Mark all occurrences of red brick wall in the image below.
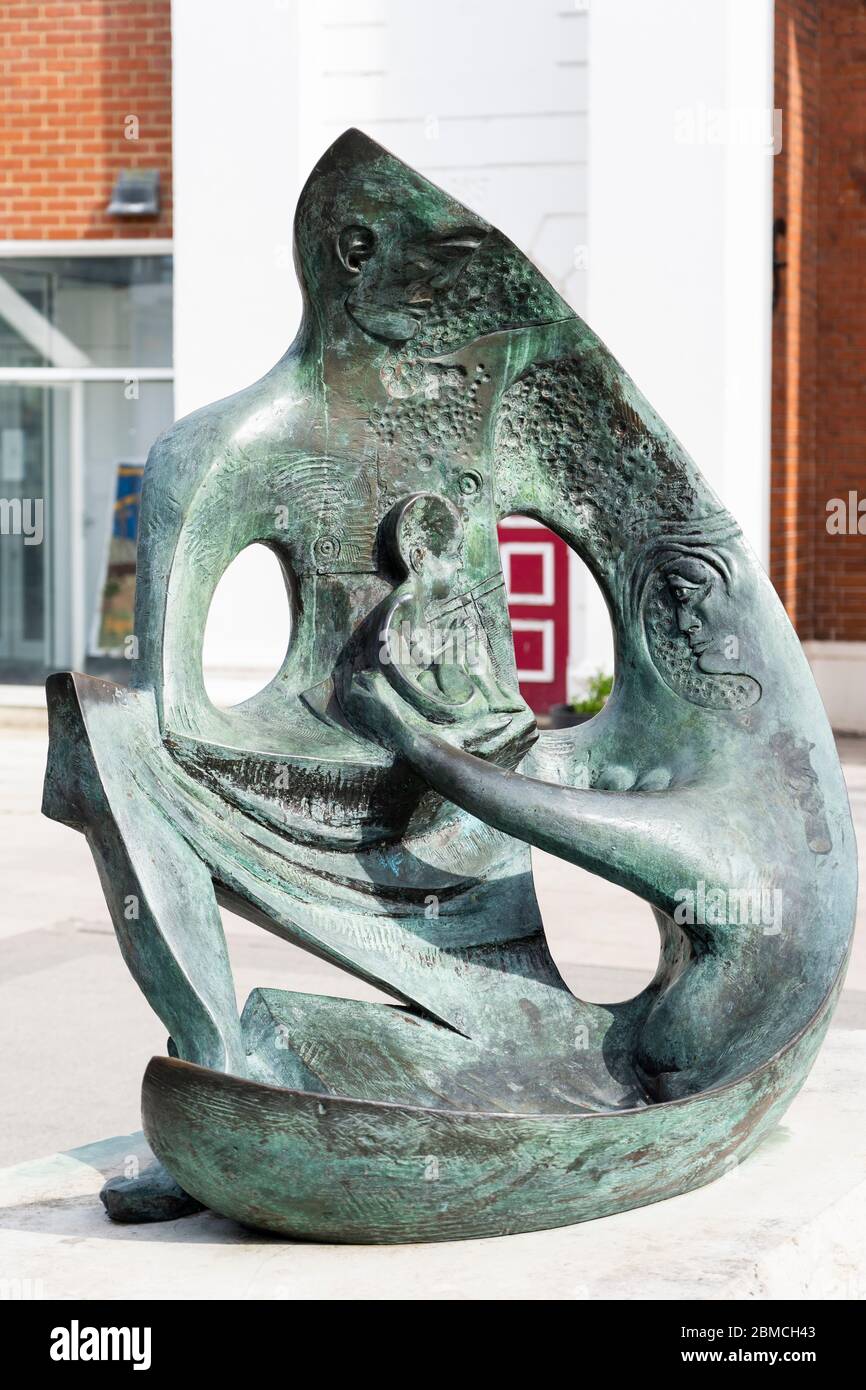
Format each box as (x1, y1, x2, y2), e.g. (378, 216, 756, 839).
(0, 0, 172, 240)
(771, 0, 866, 641)
(812, 0, 866, 640)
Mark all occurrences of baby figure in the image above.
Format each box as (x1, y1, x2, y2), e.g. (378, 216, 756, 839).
(378, 493, 524, 724)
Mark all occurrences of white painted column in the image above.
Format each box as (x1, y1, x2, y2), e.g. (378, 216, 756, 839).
(721, 0, 775, 561)
(171, 0, 302, 419)
(588, 0, 773, 561)
(171, 0, 301, 691)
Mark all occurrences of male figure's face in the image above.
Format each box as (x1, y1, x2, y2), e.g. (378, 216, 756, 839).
(341, 218, 485, 345)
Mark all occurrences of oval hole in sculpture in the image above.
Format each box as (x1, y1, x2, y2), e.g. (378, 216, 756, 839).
(533, 852, 661, 1005)
(497, 514, 615, 716)
(497, 517, 658, 1003)
(202, 544, 292, 708)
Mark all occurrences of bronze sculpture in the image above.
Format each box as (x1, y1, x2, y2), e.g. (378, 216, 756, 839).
(42, 131, 856, 1242)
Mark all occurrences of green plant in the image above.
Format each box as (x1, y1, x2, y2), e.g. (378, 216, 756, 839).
(570, 670, 613, 715)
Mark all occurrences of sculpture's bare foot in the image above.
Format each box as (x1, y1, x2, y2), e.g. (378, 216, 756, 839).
(100, 1159, 203, 1224)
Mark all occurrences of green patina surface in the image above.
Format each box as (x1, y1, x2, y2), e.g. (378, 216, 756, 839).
(42, 131, 856, 1242)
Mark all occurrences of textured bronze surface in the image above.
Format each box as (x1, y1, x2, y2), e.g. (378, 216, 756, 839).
(43, 131, 856, 1241)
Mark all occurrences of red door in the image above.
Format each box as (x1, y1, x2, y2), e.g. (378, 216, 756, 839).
(498, 519, 570, 714)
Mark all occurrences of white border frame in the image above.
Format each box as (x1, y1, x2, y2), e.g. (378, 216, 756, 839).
(510, 618, 555, 683)
(500, 540, 555, 605)
(0, 240, 173, 257)
(0, 368, 173, 382)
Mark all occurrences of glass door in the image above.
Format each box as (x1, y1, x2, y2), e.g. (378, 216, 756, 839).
(0, 383, 69, 673)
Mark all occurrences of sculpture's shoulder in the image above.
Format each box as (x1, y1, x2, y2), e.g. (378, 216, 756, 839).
(143, 370, 294, 509)
(132, 362, 311, 696)
(137, 363, 313, 571)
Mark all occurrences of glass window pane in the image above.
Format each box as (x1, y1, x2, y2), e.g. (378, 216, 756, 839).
(0, 384, 62, 670)
(0, 256, 172, 369)
(0, 379, 174, 679)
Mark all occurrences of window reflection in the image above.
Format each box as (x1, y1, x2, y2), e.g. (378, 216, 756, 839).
(0, 256, 172, 369)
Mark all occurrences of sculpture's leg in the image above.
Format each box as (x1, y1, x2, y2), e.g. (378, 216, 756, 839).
(80, 835, 238, 1220)
(44, 675, 247, 1078)
(44, 673, 247, 1222)
(84, 810, 247, 1077)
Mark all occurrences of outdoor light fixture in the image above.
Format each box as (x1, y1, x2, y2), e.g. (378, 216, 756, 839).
(107, 169, 160, 217)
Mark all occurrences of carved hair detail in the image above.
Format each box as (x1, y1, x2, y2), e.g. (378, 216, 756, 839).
(628, 510, 741, 614)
